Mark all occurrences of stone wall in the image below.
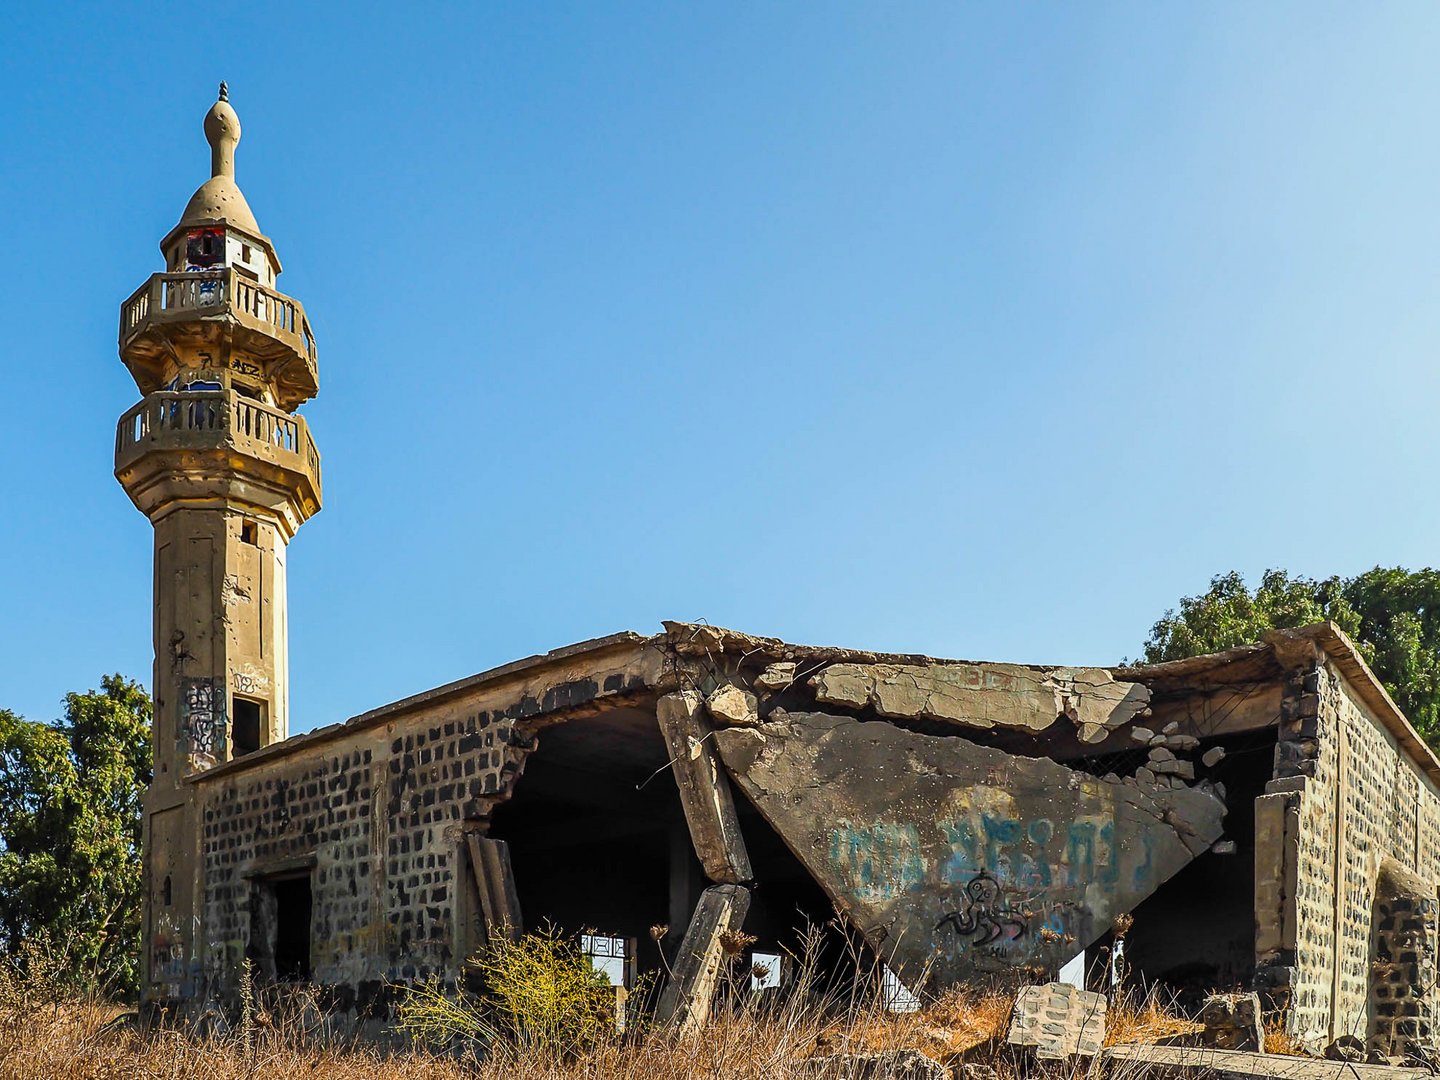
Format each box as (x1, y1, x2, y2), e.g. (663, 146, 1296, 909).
(196, 705, 533, 1005)
(173, 637, 658, 1016)
(200, 741, 382, 999)
(1267, 657, 1440, 1049)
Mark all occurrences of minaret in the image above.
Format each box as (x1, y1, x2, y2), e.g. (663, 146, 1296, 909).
(116, 84, 321, 797)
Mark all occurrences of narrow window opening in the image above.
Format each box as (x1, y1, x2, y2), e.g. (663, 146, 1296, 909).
(240, 520, 259, 545)
(232, 696, 263, 756)
(162, 875, 173, 907)
(241, 242, 252, 263)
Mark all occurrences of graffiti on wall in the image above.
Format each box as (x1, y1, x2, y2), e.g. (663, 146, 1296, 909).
(827, 803, 1156, 965)
(180, 678, 226, 764)
(935, 871, 1029, 946)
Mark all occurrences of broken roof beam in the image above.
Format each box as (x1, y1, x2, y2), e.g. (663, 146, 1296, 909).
(657, 690, 752, 884)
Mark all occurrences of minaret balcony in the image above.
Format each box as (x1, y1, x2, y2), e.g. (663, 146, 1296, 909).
(115, 390, 322, 536)
(119, 270, 319, 410)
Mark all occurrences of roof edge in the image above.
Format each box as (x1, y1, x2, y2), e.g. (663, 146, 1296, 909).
(1267, 621, 1440, 787)
(189, 629, 655, 782)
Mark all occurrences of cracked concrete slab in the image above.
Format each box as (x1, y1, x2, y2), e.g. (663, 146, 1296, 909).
(713, 711, 1224, 988)
(810, 662, 1150, 741)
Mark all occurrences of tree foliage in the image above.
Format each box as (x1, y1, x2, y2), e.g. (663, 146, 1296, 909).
(1142, 568, 1440, 744)
(0, 675, 151, 1000)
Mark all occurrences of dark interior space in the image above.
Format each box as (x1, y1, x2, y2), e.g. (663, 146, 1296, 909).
(250, 872, 313, 982)
(232, 697, 262, 757)
(490, 704, 918, 1002)
(488, 706, 694, 980)
(731, 784, 880, 1001)
(273, 875, 313, 981)
(1087, 727, 1276, 1009)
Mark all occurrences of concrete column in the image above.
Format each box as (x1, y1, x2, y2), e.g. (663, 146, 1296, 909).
(655, 883, 751, 1032)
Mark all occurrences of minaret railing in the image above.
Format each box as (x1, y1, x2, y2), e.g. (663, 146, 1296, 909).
(116, 390, 321, 492)
(119, 269, 317, 363)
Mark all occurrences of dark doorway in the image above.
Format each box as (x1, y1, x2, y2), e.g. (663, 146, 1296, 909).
(232, 697, 262, 757)
(273, 876, 313, 981)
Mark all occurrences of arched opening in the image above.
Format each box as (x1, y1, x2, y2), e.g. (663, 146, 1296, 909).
(1368, 859, 1438, 1057)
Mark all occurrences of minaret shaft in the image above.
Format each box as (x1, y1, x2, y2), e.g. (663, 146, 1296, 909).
(149, 508, 289, 794)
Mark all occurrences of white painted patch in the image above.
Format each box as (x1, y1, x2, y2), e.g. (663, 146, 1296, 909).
(1058, 949, 1086, 989)
(881, 965, 921, 1012)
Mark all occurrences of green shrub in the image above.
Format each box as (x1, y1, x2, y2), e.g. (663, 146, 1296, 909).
(395, 926, 615, 1059)
(471, 926, 614, 1054)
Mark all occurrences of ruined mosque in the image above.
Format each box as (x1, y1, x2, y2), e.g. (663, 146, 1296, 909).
(118, 88, 1440, 1055)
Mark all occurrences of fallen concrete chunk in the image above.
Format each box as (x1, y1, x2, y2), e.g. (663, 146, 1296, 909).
(755, 661, 798, 691)
(1200, 991, 1264, 1052)
(654, 883, 751, 1032)
(1202, 746, 1227, 767)
(1153, 759, 1196, 780)
(797, 1050, 949, 1079)
(1326, 1035, 1366, 1062)
(657, 691, 752, 883)
(706, 683, 760, 726)
(1007, 982, 1107, 1060)
(713, 712, 1225, 987)
(810, 661, 1150, 735)
(1130, 725, 1155, 743)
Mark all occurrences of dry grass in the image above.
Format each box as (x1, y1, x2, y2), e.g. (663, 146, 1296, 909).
(0, 984, 1217, 1080)
(1263, 1019, 1306, 1056)
(814, 985, 1016, 1060)
(1103, 987, 1204, 1047)
(0, 943, 1281, 1080)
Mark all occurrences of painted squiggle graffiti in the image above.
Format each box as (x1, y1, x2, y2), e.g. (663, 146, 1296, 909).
(935, 870, 1029, 946)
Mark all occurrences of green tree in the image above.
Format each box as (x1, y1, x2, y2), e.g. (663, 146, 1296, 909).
(1142, 568, 1440, 745)
(0, 675, 151, 999)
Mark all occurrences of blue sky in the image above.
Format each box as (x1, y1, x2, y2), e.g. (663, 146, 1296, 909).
(3, 3, 1439, 730)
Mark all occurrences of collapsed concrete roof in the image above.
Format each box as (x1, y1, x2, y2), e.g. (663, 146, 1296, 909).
(194, 618, 1427, 786)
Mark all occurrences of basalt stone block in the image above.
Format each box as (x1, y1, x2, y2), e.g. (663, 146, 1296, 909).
(1199, 991, 1264, 1052)
(1006, 982, 1107, 1060)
